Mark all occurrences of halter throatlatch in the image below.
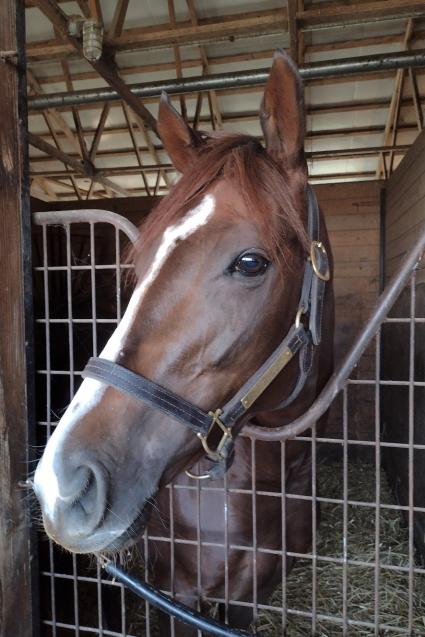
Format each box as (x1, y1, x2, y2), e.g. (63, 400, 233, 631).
(82, 186, 330, 480)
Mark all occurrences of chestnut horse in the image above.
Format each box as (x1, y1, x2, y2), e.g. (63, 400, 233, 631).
(34, 51, 334, 634)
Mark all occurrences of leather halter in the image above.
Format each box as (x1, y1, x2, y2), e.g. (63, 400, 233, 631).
(82, 186, 329, 480)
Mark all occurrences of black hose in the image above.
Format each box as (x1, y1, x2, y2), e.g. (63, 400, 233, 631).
(102, 559, 258, 636)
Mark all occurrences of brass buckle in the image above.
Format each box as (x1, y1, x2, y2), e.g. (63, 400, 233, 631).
(197, 409, 233, 462)
(185, 409, 233, 480)
(310, 241, 330, 282)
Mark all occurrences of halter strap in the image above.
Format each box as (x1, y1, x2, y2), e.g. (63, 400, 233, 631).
(82, 185, 329, 480)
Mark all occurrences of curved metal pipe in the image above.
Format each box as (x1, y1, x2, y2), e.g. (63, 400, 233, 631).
(242, 224, 425, 442)
(101, 558, 257, 636)
(28, 49, 425, 111)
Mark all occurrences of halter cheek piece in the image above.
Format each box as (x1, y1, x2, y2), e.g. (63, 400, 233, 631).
(82, 186, 329, 480)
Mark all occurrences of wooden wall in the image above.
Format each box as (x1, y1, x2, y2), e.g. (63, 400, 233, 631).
(385, 127, 425, 281)
(0, 1, 35, 635)
(314, 181, 382, 445)
(315, 181, 382, 365)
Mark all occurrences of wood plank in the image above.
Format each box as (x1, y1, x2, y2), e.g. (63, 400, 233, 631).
(332, 244, 379, 262)
(28, 9, 286, 60)
(298, 0, 425, 29)
(0, 0, 34, 634)
(386, 151, 425, 221)
(315, 180, 384, 201)
(386, 205, 425, 250)
(32, 0, 159, 136)
(387, 126, 425, 189)
(28, 131, 131, 197)
(328, 229, 379, 247)
(325, 212, 380, 231)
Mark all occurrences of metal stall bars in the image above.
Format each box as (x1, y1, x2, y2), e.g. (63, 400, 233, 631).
(32, 207, 425, 636)
(32, 209, 139, 637)
(114, 223, 425, 636)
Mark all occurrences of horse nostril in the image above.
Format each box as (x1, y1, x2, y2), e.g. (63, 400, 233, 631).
(35, 456, 109, 544)
(69, 461, 108, 532)
(77, 467, 102, 516)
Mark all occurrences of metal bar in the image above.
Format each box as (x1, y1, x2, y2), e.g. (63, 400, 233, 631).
(310, 425, 317, 634)
(342, 388, 348, 636)
(280, 442, 287, 633)
(407, 271, 416, 633)
(28, 50, 425, 111)
(33, 210, 139, 244)
(373, 331, 381, 635)
(251, 440, 258, 625)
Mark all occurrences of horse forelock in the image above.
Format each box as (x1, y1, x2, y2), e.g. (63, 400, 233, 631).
(128, 133, 309, 277)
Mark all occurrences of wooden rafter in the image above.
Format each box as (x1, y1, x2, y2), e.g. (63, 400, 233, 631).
(89, 103, 111, 162)
(377, 18, 415, 177)
(122, 102, 152, 196)
(31, 143, 411, 180)
(28, 131, 131, 197)
(185, 0, 223, 130)
(168, 0, 187, 121)
(287, 0, 299, 64)
(31, 119, 417, 167)
(408, 67, 424, 131)
(27, 9, 287, 60)
(297, 0, 425, 30)
(108, 0, 130, 39)
(32, 0, 159, 136)
(28, 68, 86, 198)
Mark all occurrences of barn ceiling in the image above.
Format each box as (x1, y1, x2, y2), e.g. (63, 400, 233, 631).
(26, 0, 425, 201)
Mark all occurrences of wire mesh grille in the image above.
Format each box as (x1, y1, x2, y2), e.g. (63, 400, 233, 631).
(32, 211, 425, 636)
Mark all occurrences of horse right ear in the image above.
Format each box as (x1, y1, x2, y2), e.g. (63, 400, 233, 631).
(158, 92, 203, 174)
(260, 50, 306, 172)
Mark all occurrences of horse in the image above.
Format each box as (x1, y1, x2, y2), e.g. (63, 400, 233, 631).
(34, 50, 334, 635)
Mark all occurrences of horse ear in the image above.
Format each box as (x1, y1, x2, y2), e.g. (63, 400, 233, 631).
(260, 50, 306, 171)
(158, 92, 202, 173)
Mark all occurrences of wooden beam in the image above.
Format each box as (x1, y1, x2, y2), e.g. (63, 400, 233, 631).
(108, 0, 130, 39)
(297, 0, 425, 30)
(0, 1, 34, 635)
(377, 18, 414, 177)
(27, 9, 287, 60)
(288, 0, 299, 63)
(29, 121, 421, 165)
(30, 143, 411, 180)
(122, 102, 152, 195)
(41, 107, 84, 199)
(27, 68, 82, 156)
(31, 175, 58, 199)
(89, 102, 111, 161)
(185, 0, 223, 129)
(32, 0, 159, 136)
(28, 131, 131, 197)
(297, 0, 305, 64)
(168, 0, 187, 121)
(408, 67, 424, 130)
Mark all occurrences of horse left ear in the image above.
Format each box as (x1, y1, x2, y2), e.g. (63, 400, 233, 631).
(158, 92, 203, 173)
(260, 50, 306, 172)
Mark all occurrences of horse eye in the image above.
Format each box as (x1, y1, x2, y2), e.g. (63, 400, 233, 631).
(232, 252, 270, 277)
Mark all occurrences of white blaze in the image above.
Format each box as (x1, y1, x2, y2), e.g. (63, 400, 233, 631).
(34, 194, 216, 518)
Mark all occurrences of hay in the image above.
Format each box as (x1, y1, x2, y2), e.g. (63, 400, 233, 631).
(256, 462, 425, 636)
(127, 462, 425, 636)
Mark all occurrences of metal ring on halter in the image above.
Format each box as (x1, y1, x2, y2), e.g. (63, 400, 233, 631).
(295, 306, 306, 329)
(184, 468, 212, 480)
(310, 240, 330, 281)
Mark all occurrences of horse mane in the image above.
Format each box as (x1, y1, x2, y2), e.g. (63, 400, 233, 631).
(130, 133, 309, 271)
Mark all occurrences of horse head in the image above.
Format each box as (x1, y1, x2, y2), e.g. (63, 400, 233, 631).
(34, 51, 324, 554)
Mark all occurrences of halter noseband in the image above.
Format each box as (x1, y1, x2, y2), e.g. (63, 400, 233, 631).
(82, 186, 330, 480)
